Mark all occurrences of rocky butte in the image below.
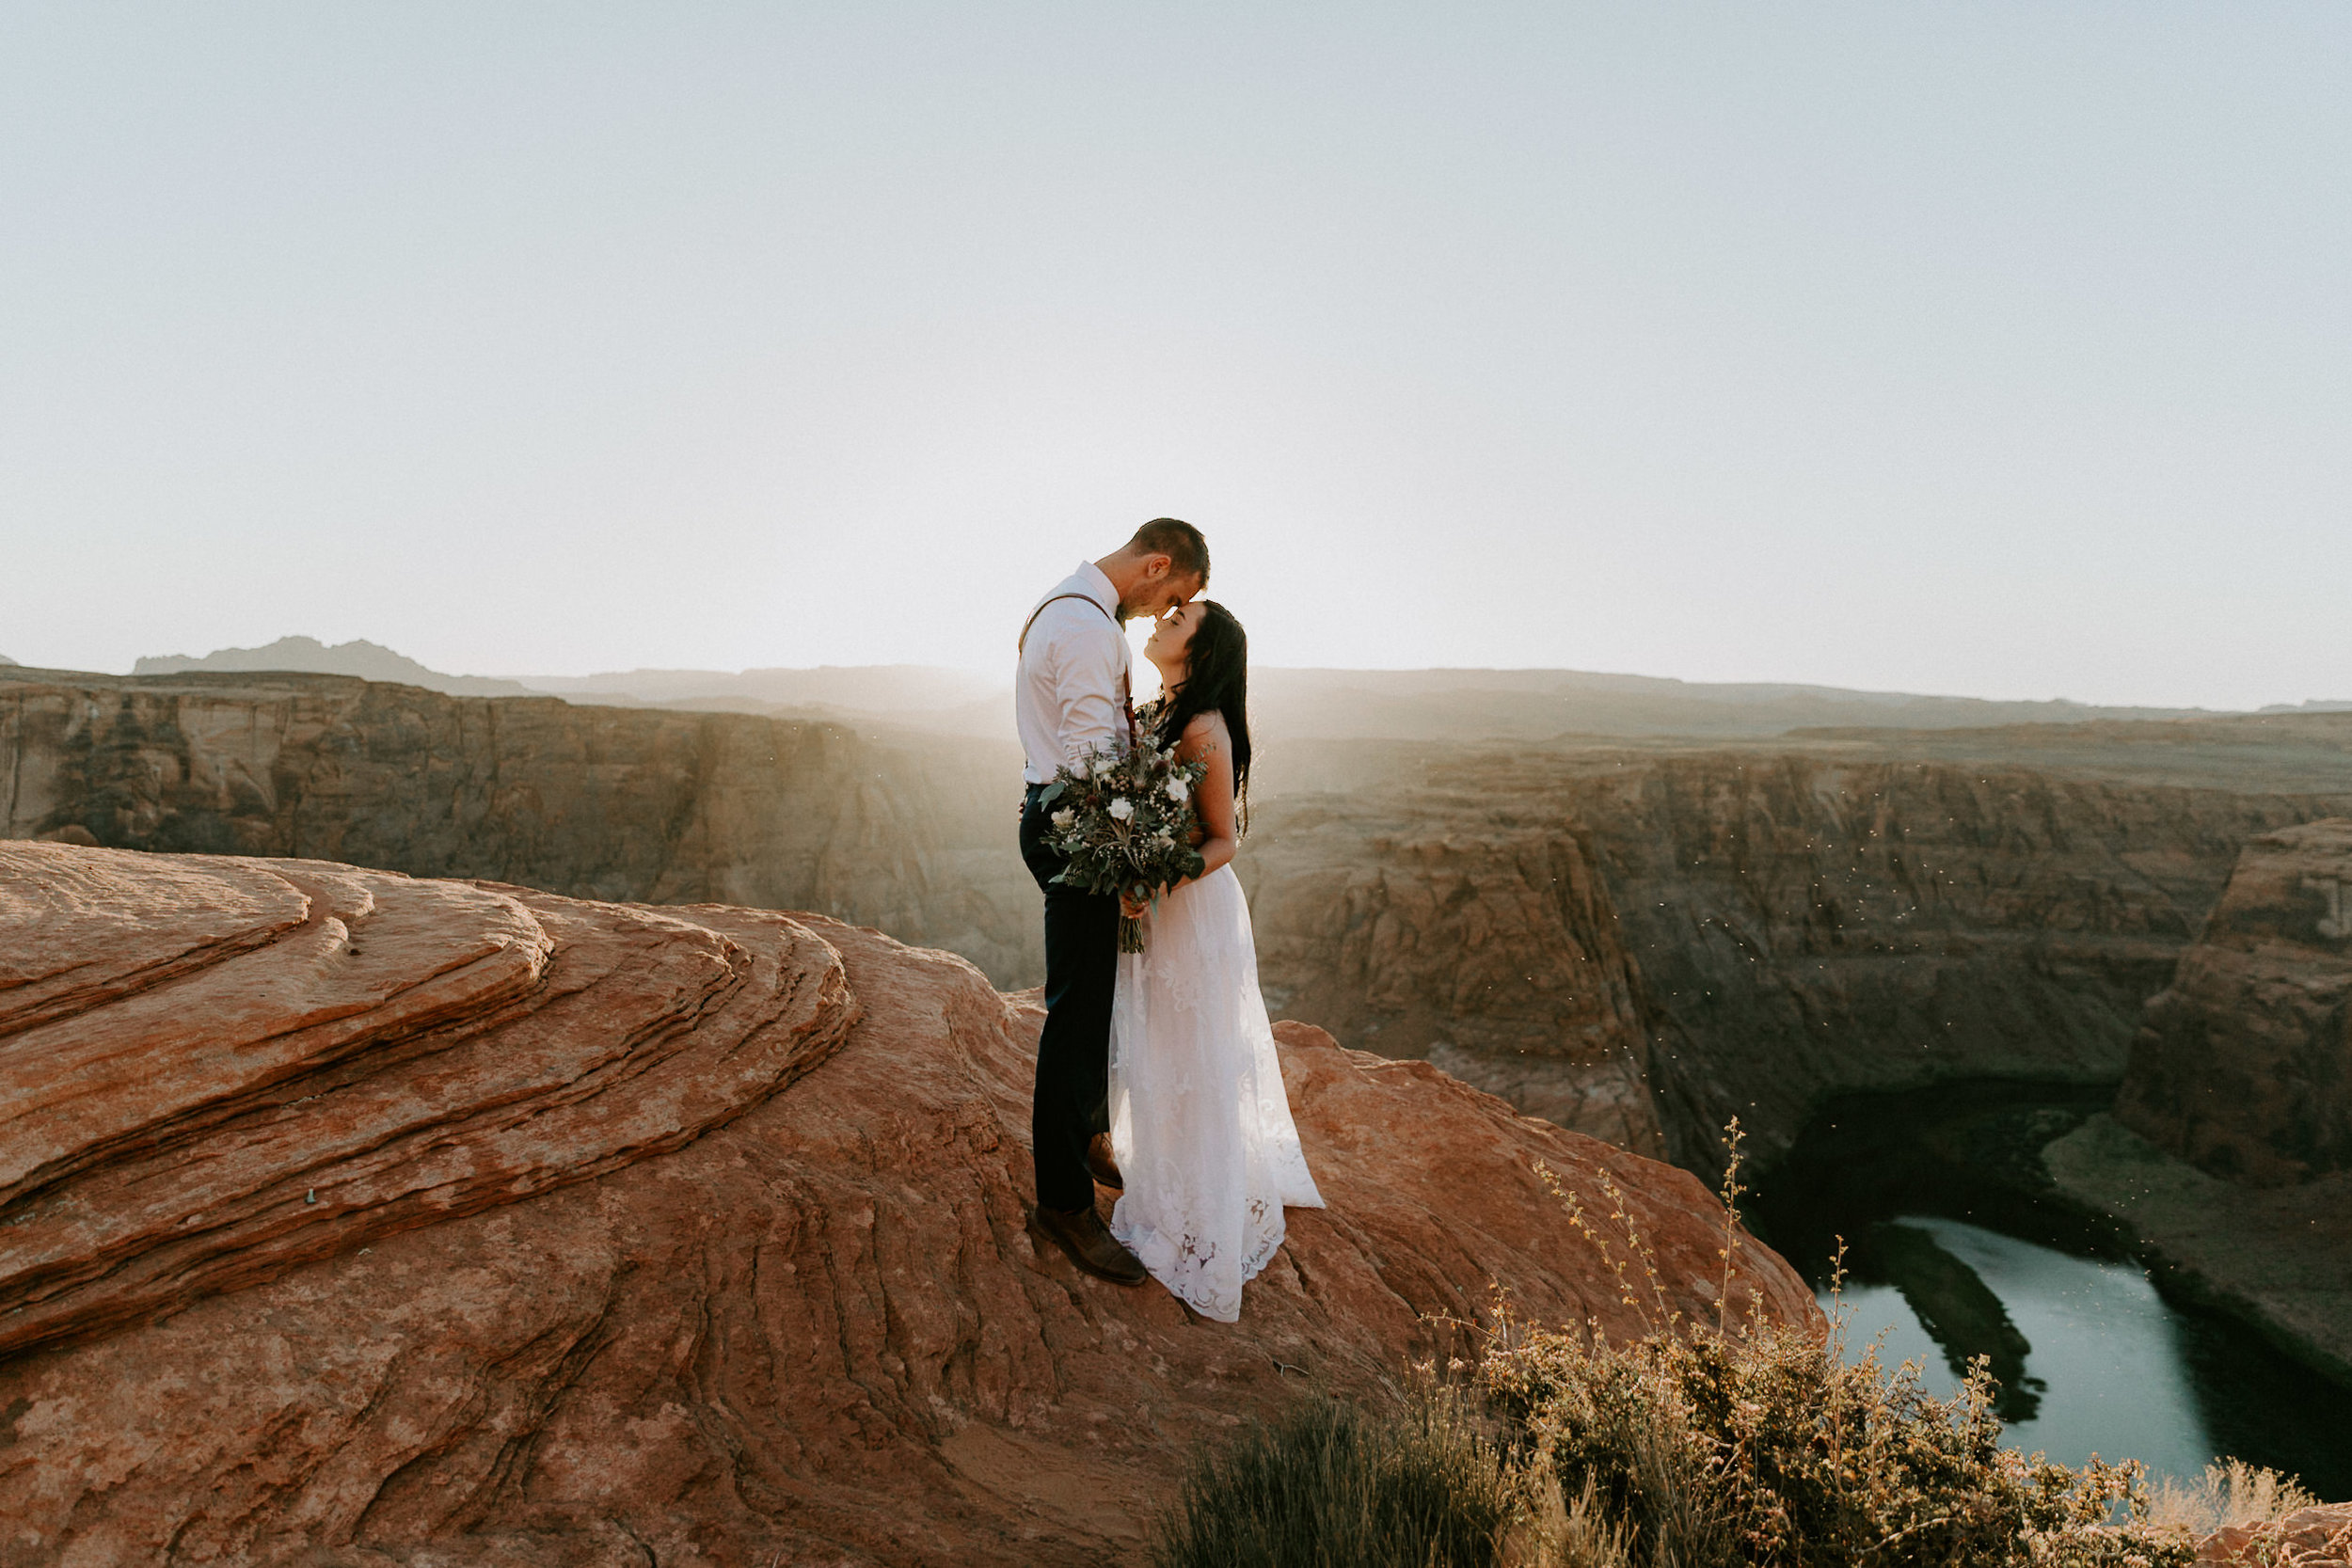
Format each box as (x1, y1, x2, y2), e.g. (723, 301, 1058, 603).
(2035, 819, 2352, 1386)
(0, 841, 1815, 1566)
(2118, 818, 2352, 1186)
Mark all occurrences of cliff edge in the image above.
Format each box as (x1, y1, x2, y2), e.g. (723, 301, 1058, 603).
(0, 843, 1815, 1566)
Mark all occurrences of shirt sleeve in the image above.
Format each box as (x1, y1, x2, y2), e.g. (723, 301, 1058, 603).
(1049, 617, 1127, 768)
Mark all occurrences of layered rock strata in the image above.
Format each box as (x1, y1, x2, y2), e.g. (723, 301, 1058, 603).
(1249, 749, 2350, 1169)
(2117, 819, 2352, 1185)
(1244, 806, 1662, 1152)
(2024, 821, 2352, 1391)
(0, 842, 855, 1358)
(16, 667, 2346, 1165)
(0, 666, 1040, 984)
(0, 845, 1816, 1567)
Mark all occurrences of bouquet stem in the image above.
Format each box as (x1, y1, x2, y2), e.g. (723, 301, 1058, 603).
(1118, 913, 1145, 954)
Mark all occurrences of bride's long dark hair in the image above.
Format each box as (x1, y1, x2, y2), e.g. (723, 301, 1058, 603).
(1152, 600, 1252, 832)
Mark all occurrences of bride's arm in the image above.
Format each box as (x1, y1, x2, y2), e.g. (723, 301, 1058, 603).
(1175, 714, 1239, 882)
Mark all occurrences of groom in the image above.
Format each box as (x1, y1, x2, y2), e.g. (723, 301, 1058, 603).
(1017, 517, 1210, 1284)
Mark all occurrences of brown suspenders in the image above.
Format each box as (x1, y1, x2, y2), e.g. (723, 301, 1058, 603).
(1017, 592, 1115, 654)
(1018, 592, 1134, 729)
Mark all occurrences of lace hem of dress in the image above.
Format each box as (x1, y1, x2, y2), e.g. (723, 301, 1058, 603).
(1112, 1203, 1289, 1324)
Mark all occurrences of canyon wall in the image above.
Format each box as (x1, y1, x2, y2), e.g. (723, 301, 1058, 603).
(1247, 747, 2352, 1170)
(11, 668, 2349, 1170)
(1242, 796, 1663, 1153)
(0, 667, 1042, 984)
(2117, 818, 2352, 1185)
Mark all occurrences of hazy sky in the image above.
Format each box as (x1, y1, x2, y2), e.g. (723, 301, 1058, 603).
(4, 5, 2346, 707)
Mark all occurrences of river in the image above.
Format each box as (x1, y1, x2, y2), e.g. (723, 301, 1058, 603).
(1747, 1082, 2352, 1498)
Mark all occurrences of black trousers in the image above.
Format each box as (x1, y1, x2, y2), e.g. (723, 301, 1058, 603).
(1020, 784, 1120, 1214)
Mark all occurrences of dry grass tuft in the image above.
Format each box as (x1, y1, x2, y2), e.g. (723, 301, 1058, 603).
(2143, 1459, 2319, 1536)
(1148, 1386, 1520, 1568)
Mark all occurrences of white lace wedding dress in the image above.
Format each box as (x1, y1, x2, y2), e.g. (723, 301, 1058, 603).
(1107, 863, 1324, 1322)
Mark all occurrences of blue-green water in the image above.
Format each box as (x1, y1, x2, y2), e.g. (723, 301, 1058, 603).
(1830, 1215, 2215, 1480)
(1755, 1081, 2352, 1497)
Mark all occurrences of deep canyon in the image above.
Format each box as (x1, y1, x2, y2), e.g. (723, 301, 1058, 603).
(11, 665, 2347, 1164)
(8, 663, 2352, 1408)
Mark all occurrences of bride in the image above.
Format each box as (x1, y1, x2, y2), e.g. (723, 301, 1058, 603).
(1107, 600, 1324, 1322)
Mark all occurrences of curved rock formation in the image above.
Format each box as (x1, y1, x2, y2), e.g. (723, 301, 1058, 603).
(0, 842, 855, 1359)
(2118, 819, 2352, 1186)
(0, 845, 1815, 1566)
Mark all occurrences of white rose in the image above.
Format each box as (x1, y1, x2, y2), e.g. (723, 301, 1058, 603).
(1051, 808, 1075, 829)
(1107, 797, 1134, 821)
(1165, 778, 1190, 803)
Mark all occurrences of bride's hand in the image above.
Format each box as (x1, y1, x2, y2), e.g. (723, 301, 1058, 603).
(1120, 891, 1151, 921)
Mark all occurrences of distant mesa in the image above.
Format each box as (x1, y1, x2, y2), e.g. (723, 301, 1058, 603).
(515, 662, 1006, 716)
(0, 653, 15, 666)
(1248, 668, 2227, 743)
(95, 634, 2291, 743)
(123, 639, 1005, 724)
(132, 636, 532, 698)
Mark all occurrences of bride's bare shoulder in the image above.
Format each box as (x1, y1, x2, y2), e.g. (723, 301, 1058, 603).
(1176, 710, 1229, 760)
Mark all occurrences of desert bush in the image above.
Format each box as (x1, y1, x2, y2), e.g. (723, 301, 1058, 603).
(1480, 1307, 2191, 1568)
(1148, 1386, 1519, 1568)
(1485, 1124, 2193, 1567)
(1148, 1122, 2298, 1566)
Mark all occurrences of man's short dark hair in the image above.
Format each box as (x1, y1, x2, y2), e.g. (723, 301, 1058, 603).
(1130, 517, 1209, 585)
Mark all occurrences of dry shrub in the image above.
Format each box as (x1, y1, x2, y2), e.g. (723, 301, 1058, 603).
(1481, 1306, 2189, 1567)
(1146, 1124, 2313, 1567)
(2143, 1460, 2319, 1536)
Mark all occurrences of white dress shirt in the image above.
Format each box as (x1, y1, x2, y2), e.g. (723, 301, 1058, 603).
(1016, 561, 1132, 784)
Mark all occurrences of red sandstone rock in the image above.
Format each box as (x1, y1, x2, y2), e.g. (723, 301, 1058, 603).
(0, 846, 1815, 1566)
(2197, 1503, 2352, 1564)
(0, 844, 853, 1359)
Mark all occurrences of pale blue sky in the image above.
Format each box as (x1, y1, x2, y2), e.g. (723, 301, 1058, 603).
(3, 4, 2346, 706)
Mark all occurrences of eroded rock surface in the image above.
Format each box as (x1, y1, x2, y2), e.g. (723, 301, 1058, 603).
(0, 846, 1815, 1567)
(0, 843, 856, 1361)
(2196, 1503, 2352, 1564)
(2118, 819, 2352, 1186)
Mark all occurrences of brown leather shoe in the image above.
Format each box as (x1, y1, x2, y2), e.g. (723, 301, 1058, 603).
(1031, 1203, 1147, 1286)
(1087, 1133, 1124, 1191)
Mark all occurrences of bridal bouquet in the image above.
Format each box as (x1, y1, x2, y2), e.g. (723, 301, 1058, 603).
(1039, 722, 1209, 954)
